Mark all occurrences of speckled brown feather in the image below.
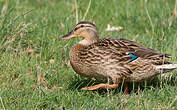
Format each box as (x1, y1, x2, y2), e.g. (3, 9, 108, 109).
(80, 38, 170, 64)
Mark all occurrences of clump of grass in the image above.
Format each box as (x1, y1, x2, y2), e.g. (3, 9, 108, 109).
(0, 7, 34, 53)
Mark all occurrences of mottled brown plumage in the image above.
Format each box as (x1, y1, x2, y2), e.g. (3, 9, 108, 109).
(61, 21, 177, 91)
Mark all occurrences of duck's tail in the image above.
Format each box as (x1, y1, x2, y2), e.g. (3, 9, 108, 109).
(156, 64, 177, 73)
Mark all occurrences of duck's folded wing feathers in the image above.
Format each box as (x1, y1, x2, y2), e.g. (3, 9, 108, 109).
(117, 38, 170, 59)
(82, 38, 170, 64)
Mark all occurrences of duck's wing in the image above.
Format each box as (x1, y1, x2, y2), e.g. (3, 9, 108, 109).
(117, 38, 170, 59)
(81, 38, 170, 65)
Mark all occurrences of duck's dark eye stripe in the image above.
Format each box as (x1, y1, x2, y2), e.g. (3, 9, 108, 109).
(74, 25, 94, 31)
(74, 27, 79, 31)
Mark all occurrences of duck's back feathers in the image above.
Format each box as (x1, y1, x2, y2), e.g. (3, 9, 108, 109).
(118, 38, 170, 59)
(80, 38, 170, 65)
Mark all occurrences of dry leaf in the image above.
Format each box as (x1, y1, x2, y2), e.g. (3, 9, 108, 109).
(72, 5, 76, 10)
(27, 47, 34, 54)
(32, 84, 35, 88)
(44, 61, 47, 64)
(45, 86, 51, 92)
(61, 23, 65, 28)
(105, 24, 123, 31)
(37, 74, 44, 84)
(49, 59, 55, 64)
(53, 84, 63, 90)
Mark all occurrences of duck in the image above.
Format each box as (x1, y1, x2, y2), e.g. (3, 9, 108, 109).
(61, 21, 177, 92)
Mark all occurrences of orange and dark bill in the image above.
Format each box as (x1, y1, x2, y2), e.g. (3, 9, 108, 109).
(60, 31, 76, 40)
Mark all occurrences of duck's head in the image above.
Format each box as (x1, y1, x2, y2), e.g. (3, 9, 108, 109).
(61, 21, 99, 45)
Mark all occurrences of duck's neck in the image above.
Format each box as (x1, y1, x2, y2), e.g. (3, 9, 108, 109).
(78, 31, 99, 46)
(78, 39, 98, 46)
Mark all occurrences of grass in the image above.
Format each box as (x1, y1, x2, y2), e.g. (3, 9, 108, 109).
(0, 0, 177, 109)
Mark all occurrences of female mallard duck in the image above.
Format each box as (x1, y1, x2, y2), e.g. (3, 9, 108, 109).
(61, 21, 177, 91)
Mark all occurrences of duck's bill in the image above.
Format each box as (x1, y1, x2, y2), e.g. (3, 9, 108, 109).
(60, 32, 76, 40)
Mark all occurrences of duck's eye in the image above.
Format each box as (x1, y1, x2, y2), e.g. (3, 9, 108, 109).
(74, 27, 79, 31)
(74, 25, 85, 31)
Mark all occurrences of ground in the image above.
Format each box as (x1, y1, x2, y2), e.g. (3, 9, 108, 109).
(0, 0, 176, 109)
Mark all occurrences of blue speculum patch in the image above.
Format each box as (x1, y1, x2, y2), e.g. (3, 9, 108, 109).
(128, 53, 138, 62)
